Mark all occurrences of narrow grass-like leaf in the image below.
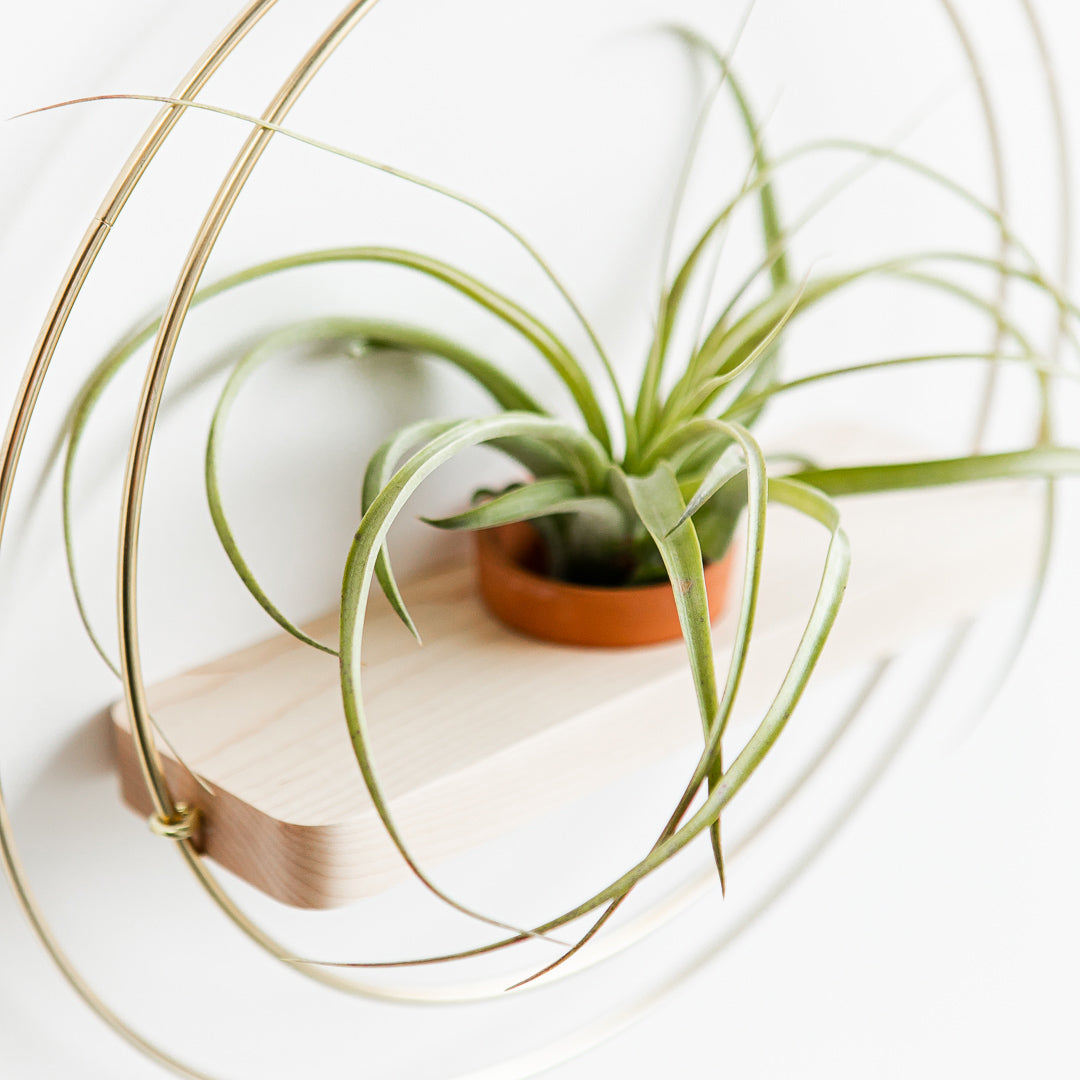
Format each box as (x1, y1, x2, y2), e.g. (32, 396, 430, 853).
(340, 413, 611, 935)
(516, 419, 769, 986)
(362, 419, 459, 641)
(671, 422, 767, 748)
(618, 466, 717, 728)
(668, 28, 792, 400)
(62, 323, 238, 668)
(904, 250, 1080, 338)
(961, 0, 1071, 737)
(324, 474, 848, 967)
(59, 330, 230, 790)
(723, 349, 1074, 421)
(636, 45, 727, 443)
(62, 331, 153, 674)
(348, 320, 545, 413)
(353, 312, 558, 636)
(61, 254, 562, 657)
(675, 448, 743, 507)
(617, 464, 726, 885)
(666, 258, 1055, 434)
(424, 476, 574, 528)
(664, 423, 768, 900)
(793, 445, 1080, 496)
(423, 479, 622, 533)
(427, 484, 633, 588)
(674, 425, 753, 530)
(652, 127, 1080, 431)
(517, 476, 847, 928)
(678, 271, 810, 421)
(645, 416, 739, 474)
(312, 248, 612, 450)
(207, 315, 552, 650)
(637, 28, 790, 444)
(712, 253, 1078, 429)
(435, 475, 848, 943)
(21, 91, 630, 455)
(666, 27, 790, 291)
(666, 135, 1068, 358)
(206, 324, 354, 654)
(485, 435, 581, 482)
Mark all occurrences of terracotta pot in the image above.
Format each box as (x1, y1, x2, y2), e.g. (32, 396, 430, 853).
(474, 521, 734, 648)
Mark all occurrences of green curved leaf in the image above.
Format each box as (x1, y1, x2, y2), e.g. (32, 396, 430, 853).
(666, 27, 790, 289)
(653, 130, 1080, 428)
(321, 471, 848, 969)
(206, 314, 553, 651)
(362, 418, 460, 642)
(676, 449, 747, 527)
(636, 29, 790, 444)
(616, 463, 726, 884)
(792, 445, 1080, 496)
(62, 253, 560, 661)
(205, 325, 342, 654)
(544, 421, 768, 973)
(423, 476, 578, 530)
(61, 324, 239, 674)
(485, 435, 578, 481)
(360, 411, 593, 636)
(722, 348, 1071, 421)
(645, 416, 736, 474)
(669, 135, 1069, 369)
(340, 413, 612, 934)
(658, 256, 1053, 437)
(526, 476, 848, 931)
(348, 320, 545, 413)
(472, 474, 850, 943)
(323, 248, 611, 450)
(62, 328, 152, 675)
(679, 272, 809, 420)
(424, 479, 632, 585)
(685, 422, 768, 749)
(32, 89, 630, 453)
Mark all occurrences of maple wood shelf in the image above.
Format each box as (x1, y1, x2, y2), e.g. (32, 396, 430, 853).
(112, 473, 1041, 909)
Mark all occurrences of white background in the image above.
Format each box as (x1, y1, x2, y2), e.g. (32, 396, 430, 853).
(1, 1, 1078, 1077)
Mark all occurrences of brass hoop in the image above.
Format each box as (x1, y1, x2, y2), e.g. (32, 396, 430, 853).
(0, 1, 1069, 1077)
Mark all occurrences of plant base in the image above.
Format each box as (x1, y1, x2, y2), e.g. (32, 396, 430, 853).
(474, 522, 735, 648)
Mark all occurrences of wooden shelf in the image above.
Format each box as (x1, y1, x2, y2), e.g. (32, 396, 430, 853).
(112, 477, 1041, 908)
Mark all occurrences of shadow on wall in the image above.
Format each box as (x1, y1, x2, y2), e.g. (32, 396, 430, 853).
(3, 710, 193, 933)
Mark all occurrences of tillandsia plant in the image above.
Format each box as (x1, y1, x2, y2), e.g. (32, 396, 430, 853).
(46, 24, 1080, 983)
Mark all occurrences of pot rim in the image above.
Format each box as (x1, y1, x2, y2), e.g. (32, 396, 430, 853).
(473, 521, 734, 648)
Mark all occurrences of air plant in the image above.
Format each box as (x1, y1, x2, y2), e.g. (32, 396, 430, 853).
(23, 11, 1080, 1023)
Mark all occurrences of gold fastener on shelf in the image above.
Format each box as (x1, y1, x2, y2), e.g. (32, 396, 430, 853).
(148, 803, 199, 842)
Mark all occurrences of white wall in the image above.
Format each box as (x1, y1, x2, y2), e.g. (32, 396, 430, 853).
(1, 2, 1078, 1077)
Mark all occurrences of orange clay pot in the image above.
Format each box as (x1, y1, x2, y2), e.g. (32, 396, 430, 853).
(474, 521, 735, 648)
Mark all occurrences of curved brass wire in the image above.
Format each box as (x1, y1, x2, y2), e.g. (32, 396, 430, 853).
(108, 0, 1075, 1053)
(0, 0, 277, 559)
(0, 0, 1070, 1076)
(111, 0, 1073, 1021)
(937, 0, 1012, 451)
(0, 3, 280, 1073)
(101, 0, 663, 998)
(117, 0, 383, 824)
(0, 0, 500, 1027)
(97, 0, 502, 1004)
